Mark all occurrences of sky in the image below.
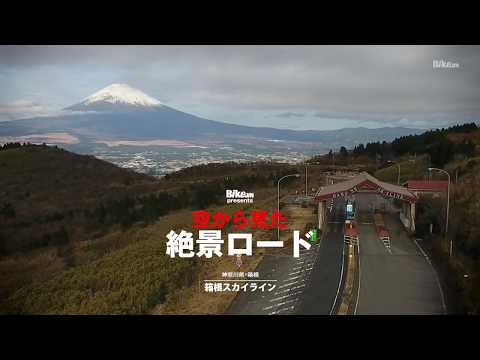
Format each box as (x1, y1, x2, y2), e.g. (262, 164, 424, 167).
(0, 45, 479, 130)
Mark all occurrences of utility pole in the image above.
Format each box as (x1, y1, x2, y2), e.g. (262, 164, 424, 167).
(429, 167, 451, 256)
(397, 164, 401, 185)
(277, 174, 300, 241)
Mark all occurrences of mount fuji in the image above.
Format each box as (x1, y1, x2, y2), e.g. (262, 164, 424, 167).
(65, 83, 164, 112)
(0, 84, 421, 148)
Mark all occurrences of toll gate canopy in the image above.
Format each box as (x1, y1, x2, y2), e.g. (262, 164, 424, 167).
(315, 172, 417, 204)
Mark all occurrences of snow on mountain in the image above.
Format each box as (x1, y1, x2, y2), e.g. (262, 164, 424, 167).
(83, 84, 162, 107)
(9, 83, 422, 147)
(65, 84, 163, 111)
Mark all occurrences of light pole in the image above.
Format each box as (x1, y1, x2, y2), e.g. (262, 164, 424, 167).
(397, 164, 401, 185)
(428, 167, 451, 256)
(277, 173, 300, 241)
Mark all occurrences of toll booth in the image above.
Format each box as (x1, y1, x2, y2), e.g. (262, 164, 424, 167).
(345, 199, 356, 220)
(314, 172, 417, 233)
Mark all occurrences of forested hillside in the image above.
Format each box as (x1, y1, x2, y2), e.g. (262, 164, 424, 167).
(0, 144, 305, 312)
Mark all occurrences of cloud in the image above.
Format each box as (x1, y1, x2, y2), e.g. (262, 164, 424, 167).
(310, 110, 480, 130)
(0, 98, 105, 122)
(275, 112, 306, 118)
(1, 45, 479, 129)
(0, 100, 59, 121)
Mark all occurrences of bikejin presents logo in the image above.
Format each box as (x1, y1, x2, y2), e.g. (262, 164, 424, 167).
(226, 189, 254, 204)
(433, 59, 459, 69)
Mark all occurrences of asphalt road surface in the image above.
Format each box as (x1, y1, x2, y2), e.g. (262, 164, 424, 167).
(226, 241, 320, 315)
(227, 194, 445, 315)
(355, 194, 446, 315)
(295, 198, 345, 315)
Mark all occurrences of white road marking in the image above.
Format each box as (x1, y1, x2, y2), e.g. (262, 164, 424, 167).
(288, 270, 303, 275)
(270, 291, 303, 302)
(260, 233, 321, 315)
(288, 262, 314, 275)
(354, 241, 361, 315)
(278, 281, 298, 289)
(277, 279, 307, 289)
(273, 283, 306, 296)
(263, 298, 297, 311)
(330, 242, 346, 315)
(269, 306, 295, 315)
(283, 275, 303, 282)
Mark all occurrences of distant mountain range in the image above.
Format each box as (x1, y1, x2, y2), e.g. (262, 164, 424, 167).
(0, 84, 423, 149)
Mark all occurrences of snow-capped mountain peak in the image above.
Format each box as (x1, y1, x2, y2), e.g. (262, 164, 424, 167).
(82, 83, 163, 107)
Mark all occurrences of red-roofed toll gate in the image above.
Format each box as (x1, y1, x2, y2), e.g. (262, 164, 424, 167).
(314, 172, 418, 233)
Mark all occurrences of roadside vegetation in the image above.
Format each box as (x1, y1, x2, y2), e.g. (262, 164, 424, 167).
(2, 122, 479, 314)
(374, 154, 430, 184)
(0, 145, 308, 313)
(0, 188, 287, 314)
(414, 164, 480, 314)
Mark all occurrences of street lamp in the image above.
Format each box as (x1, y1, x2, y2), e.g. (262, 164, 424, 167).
(428, 167, 451, 256)
(277, 173, 301, 241)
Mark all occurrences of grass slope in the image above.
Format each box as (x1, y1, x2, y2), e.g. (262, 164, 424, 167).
(374, 155, 430, 184)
